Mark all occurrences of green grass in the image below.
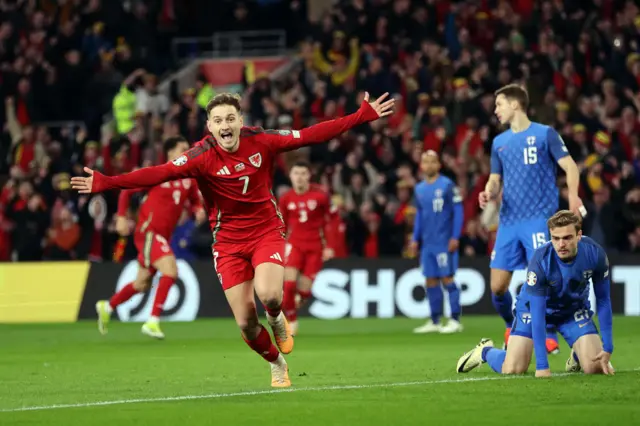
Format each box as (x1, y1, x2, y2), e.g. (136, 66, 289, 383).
(0, 316, 639, 425)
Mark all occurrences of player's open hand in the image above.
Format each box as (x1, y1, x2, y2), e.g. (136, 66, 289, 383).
(322, 247, 335, 261)
(593, 351, 615, 375)
(568, 193, 587, 219)
(535, 369, 552, 378)
(478, 190, 491, 209)
(448, 238, 459, 253)
(115, 216, 130, 237)
(70, 167, 96, 194)
(365, 92, 395, 118)
(408, 240, 418, 258)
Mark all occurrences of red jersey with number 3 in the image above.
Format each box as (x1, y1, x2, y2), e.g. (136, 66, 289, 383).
(117, 178, 202, 240)
(279, 184, 331, 252)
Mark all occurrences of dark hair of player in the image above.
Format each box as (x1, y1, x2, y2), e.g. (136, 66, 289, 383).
(206, 93, 242, 116)
(163, 135, 188, 156)
(494, 84, 529, 110)
(547, 210, 582, 233)
(291, 160, 311, 170)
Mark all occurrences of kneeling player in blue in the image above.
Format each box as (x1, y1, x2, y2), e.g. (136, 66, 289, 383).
(410, 151, 464, 334)
(456, 211, 614, 376)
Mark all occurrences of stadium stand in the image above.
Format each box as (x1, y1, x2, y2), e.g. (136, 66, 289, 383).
(1, 0, 640, 263)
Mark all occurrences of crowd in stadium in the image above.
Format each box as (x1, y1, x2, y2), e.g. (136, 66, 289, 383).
(1, 0, 640, 263)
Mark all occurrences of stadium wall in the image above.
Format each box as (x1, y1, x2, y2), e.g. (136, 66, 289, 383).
(1, 257, 639, 323)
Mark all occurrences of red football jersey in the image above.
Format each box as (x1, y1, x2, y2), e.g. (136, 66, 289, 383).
(117, 178, 202, 240)
(93, 103, 380, 244)
(279, 184, 331, 251)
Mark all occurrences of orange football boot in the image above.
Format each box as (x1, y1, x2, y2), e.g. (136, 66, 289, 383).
(271, 355, 291, 388)
(546, 338, 560, 354)
(503, 328, 511, 349)
(268, 312, 295, 354)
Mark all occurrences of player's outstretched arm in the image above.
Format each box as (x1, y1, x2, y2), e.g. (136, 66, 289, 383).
(264, 92, 395, 152)
(530, 295, 550, 377)
(593, 249, 614, 374)
(71, 148, 204, 194)
(525, 262, 551, 376)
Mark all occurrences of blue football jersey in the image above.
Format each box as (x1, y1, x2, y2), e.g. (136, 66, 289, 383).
(490, 122, 569, 226)
(412, 175, 463, 247)
(521, 236, 609, 319)
(523, 236, 613, 370)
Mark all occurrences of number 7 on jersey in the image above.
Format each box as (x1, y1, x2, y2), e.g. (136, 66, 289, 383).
(239, 176, 250, 194)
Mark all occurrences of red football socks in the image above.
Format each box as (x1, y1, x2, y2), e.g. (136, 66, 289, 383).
(109, 282, 138, 309)
(151, 275, 175, 317)
(298, 289, 312, 304)
(282, 280, 297, 321)
(243, 325, 279, 362)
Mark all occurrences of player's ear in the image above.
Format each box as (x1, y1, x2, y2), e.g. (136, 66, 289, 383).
(206, 117, 215, 134)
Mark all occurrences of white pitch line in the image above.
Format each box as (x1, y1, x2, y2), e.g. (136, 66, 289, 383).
(2, 368, 638, 413)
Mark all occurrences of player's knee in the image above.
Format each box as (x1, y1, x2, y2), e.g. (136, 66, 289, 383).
(283, 267, 298, 281)
(501, 365, 527, 374)
(237, 317, 261, 339)
(262, 295, 280, 310)
(426, 278, 439, 288)
(581, 362, 603, 375)
(491, 281, 510, 296)
(133, 279, 151, 292)
(157, 260, 178, 278)
(501, 360, 528, 375)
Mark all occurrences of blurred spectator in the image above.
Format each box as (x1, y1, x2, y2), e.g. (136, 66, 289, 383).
(46, 205, 81, 260)
(2, 0, 640, 262)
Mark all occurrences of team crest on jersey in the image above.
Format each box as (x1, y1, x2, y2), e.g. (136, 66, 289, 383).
(234, 163, 245, 172)
(249, 153, 262, 168)
(526, 271, 537, 286)
(307, 200, 317, 210)
(182, 179, 191, 188)
(435, 189, 443, 197)
(172, 155, 187, 166)
(583, 270, 593, 281)
(287, 202, 296, 210)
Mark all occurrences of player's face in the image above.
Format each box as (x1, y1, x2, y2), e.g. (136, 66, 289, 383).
(290, 166, 310, 191)
(420, 153, 440, 178)
(549, 225, 582, 260)
(494, 94, 515, 124)
(207, 104, 243, 151)
(167, 141, 190, 162)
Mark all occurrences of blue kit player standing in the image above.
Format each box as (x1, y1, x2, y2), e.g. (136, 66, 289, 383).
(478, 84, 585, 352)
(410, 151, 464, 334)
(457, 211, 614, 377)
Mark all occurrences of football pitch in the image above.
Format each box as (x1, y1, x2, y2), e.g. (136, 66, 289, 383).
(1, 316, 639, 426)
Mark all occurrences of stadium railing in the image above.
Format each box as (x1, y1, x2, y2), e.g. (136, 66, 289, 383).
(170, 30, 288, 64)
